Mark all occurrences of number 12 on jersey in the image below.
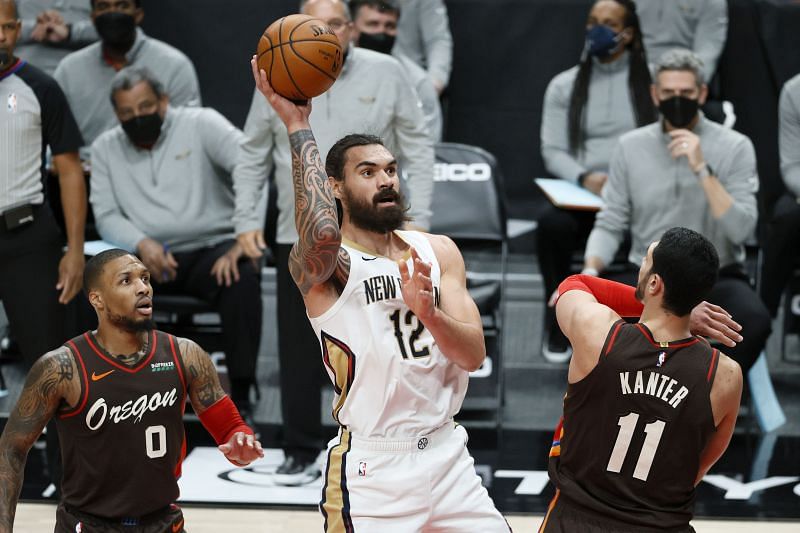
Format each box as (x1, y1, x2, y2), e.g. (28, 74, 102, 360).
(606, 412, 666, 481)
(390, 309, 431, 359)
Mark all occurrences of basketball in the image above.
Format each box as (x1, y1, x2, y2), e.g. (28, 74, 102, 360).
(256, 14, 343, 102)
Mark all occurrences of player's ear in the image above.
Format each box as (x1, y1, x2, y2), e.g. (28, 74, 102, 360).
(88, 289, 104, 310)
(649, 273, 663, 296)
(329, 176, 343, 199)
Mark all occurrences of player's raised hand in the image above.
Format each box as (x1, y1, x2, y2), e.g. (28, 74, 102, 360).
(398, 247, 436, 321)
(689, 301, 743, 348)
(219, 431, 264, 467)
(250, 55, 311, 131)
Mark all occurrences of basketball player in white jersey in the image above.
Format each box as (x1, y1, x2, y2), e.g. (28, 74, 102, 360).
(249, 58, 509, 532)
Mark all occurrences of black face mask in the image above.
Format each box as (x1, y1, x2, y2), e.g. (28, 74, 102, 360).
(0, 49, 12, 70)
(95, 12, 137, 49)
(658, 96, 699, 129)
(357, 32, 396, 55)
(122, 113, 163, 147)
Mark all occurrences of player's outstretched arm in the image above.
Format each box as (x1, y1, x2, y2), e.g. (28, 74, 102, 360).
(249, 56, 344, 295)
(179, 338, 263, 466)
(696, 353, 742, 485)
(0, 348, 78, 532)
(400, 237, 485, 372)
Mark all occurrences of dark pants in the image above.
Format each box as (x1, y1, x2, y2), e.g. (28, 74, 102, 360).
(536, 205, 597, 333)
(760, 194, 800, 316)
(604, 264, 771, 373)
(275, 243, 330, 460)
(156, 240, 262, 408)
(0, 206, 68, 492)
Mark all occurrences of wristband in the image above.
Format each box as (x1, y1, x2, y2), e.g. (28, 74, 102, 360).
(197, 396, 253, 445)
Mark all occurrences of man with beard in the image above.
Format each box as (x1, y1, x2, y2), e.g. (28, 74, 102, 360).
(581, 48, 771, 374)
(234, 0, 433, 486)
(0, 248, 263, 533)
(250, 59, 509, 531)
(90, 66, 262, 424)
(542, 227, 742, 532)
(53, 0, 199, 157)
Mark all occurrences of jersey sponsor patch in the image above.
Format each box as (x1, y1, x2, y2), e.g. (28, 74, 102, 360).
(151, 361, 175, 373)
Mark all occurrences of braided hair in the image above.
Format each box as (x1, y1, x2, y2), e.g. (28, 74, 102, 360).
(567, 0, 657, 154)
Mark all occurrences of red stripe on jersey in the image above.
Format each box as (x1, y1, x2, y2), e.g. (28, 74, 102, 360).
(168, 335, 187, 403)
(604, 321, 624, 356)
(707, 349, 719, 383)
(174, 433, 187, 479)
(635, 324, 700, 349)
(83, 330, 158, 373)
(58, 341, 90, 419)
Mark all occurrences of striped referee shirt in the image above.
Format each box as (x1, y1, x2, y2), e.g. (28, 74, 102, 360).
(0, 59, 83, 214)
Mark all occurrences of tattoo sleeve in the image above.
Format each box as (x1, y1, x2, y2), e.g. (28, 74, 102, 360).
(0, 349, 73, 531)
(179, 339, 226, 414)
(287, 129, 345, 295)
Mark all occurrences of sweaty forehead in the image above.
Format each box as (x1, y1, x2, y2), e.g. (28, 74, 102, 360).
(345, 144, 395, 167)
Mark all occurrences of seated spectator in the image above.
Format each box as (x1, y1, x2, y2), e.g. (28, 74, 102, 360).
(637, 0, 728, 83)
(538, 0, 656, 362)
(89, 67, 260, 421)
(760, 73, 800, 317)
(583, 48, 770, 373)
(350, 0, 442, 140)
(393, 0, 451, 94)
(15, 0, 97, 75)
(54, 0, 200, 157)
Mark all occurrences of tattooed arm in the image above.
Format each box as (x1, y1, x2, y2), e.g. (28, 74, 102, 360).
(178, 338, 226, 415)
(0, 348, 79, 532)
(250, 57, 349, 297)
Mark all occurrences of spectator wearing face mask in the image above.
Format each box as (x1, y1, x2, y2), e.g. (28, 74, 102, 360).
(537, 0, 657, 362)
(637, 0, 728, 83)
(350, 0, 441, 141)
(89, 66, 262, 424)
(14, 0, 98, 75)
(583, 48, 770, 374)
(53, 0, 200, 158)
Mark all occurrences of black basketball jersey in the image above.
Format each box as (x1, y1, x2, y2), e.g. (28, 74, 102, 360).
(548, 320, 719, 531)
(56, 330, 188, 518)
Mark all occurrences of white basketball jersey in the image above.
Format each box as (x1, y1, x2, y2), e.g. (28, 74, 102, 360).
(308, 230, 469, 438)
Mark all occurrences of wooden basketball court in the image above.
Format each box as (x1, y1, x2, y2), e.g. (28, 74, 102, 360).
(13, 503, 800, 532)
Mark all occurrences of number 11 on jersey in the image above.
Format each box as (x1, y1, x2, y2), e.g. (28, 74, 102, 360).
(607, 412, 666, 481)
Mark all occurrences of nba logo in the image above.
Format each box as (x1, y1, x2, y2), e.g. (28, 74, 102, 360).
(7, 93, 17, 113)
(75, 523, 82, 533)
(358, 461, 367, 477)
(657, 352, 666, 367)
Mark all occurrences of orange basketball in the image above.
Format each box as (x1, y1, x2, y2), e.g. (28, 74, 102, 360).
(256, 14, 343, 102)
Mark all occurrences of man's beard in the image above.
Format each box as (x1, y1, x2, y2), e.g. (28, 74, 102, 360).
(343, 186, 411, 234)
(634, 271, 650, 302)
(107, 310, 155, 333)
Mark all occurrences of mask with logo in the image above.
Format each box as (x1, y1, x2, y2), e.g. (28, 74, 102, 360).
(122, 113, 163, 147)
(357, 32, 396, 55)
(0, 49, 12, 70)
(658, 96, 699, 128)
(95, 12, 137, 49)
(586, 24, 624, 58)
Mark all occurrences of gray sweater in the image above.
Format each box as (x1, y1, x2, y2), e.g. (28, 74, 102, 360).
(55, 28, 201, 153)
(779, 73, 800, 198)
(233, 47, 434, 244)
(394, 0, 453, 90)
(540, 52, 638, 183)
(396, 52, 442, 142)
(90, 106, 243, 253)
(637, 0, 728, 81)
(585, 115, 759, 269)
(16, 0, 98, 75)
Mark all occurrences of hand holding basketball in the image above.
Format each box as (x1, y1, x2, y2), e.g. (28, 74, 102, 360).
(251, 56, 311, 131)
